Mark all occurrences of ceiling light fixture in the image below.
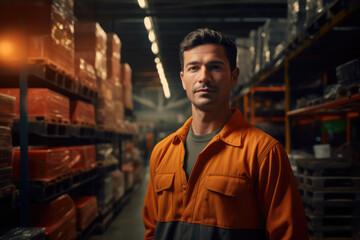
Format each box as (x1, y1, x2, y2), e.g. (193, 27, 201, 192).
(137, 0, 147, 9)
(151, 42, 159, 54)
(148, 30, 156, 42)
(154, 57, 160, 63)
(144, 17, 152, 30)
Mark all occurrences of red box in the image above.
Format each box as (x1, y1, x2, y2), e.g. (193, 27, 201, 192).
(0, 88, 70, 124)
(70, 100, 96, 126)
(31, 194, 77, 240)
(74, 196, 98, 230)
(68, 145, 96, 173)
(12, 147, 70, 181)
(75, 22, 107, 80)
(75, 58, 97, 92)
(84, 145, 96, 169)
(107, 33, 121, 85)
(0, 93, 15, 127)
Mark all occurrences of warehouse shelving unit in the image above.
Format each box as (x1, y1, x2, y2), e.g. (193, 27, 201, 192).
(0, 60, 136, 238)
(233, 1, 360, 238)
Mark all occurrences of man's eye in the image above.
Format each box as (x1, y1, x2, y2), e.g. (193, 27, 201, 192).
(188, 66, 198, 71)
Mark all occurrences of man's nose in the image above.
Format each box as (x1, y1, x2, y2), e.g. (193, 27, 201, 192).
(198, 66, 210, 83)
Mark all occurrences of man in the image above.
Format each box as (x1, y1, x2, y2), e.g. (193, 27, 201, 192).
(143, 28, 308, 240)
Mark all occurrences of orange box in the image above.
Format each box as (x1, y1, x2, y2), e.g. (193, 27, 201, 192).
(70, 100, 96, 126)
(0, 88, 70, 123)
(75, 22, 107, 80)
(30, 194, 77, 240)
(74, 196, 98, 230)
(107, 33, 121, 85)
(12, 147, 70, 181)
(75, 58, 97, 92)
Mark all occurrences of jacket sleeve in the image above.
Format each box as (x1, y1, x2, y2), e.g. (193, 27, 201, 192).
(256, 143, 309, 240)
(143, 148, 159, 240)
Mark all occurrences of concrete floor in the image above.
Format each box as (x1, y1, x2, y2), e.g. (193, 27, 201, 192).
(89, 170, 149, 240)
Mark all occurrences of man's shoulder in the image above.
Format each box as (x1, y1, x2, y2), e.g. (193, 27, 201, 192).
(242, 123, 279, 146)
(153, 131, 179, 152)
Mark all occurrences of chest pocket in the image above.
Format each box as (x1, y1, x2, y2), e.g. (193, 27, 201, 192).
(155, 173, 174, 221)
(202, 174, 257, 229)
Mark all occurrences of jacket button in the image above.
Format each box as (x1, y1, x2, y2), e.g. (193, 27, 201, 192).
(182, 184, 186, 189)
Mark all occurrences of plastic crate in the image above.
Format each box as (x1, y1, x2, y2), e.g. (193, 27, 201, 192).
(74, 196, 98, 230)
(70, 100, 96, 127)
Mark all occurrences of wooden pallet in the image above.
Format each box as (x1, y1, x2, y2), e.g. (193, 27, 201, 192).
(299, 185, 360, 202)
(307, 214, 360, 229)
(295, 174, 360, 190)
(309, 225, 360, 240)
(304, 199, 360, 216)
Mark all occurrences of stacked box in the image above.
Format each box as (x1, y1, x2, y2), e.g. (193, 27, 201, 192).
(96, 175, 114, 212)
(75, 22, 107, 81)
(0, 88, 70, 123)
(106, 33, 121, 85)
(0, 1, 75, 75)
(122, 162, 134, 191)
(75, 58, 97, 92)
(295, 158, 360, 239)
(68, 145, 96, 173)
(0, 126, 12, 168)
(0, 93, 16, 127)
(70, 100, 96, 126)
(114, 100, 124, 130)
(0, 227, 46, 240)
(95, 79, 116, 130)
(336, 58, 360, 88)
(262, 18, 287, 67)
(305, 0, 335, 27)
(111, 169, 125, 201)
(74, 196, 98, 230)
(12, 147, 71, 181)
(287, 0, 307, 43)
(30, 194, 77, 240)
(121, 63, 133, 111)
(235, 38, 251, 86)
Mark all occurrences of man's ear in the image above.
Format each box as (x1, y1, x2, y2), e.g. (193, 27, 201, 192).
(180, 71, 186, 90)
(230, 67, 240, 87)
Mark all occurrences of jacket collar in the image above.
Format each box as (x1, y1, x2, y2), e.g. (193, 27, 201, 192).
(174, 108, 247, 147)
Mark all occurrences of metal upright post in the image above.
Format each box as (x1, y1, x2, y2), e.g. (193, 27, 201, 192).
(19, 10, 29, 227)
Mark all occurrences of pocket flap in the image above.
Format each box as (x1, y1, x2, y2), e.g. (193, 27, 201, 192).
(155, 173, 174, 192)
(206, 175, 249, 197)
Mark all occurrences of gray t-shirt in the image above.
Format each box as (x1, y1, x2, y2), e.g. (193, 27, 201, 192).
(184, 125, 222, 180)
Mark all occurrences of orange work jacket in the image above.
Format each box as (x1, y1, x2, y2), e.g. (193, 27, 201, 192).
(143, 108, 309, 240)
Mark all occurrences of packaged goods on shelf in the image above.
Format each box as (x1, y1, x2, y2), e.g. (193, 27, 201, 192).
(248, 30, 257, 77)
(106, 33, 121, 85)
(68, 145, 96, 173)
(74, 196, 98, 230)
(96, 175, 114, 212)
(254, 26, 264, 74)
(96, 143, 114, 162)
(113, 81, 123, 102)
(0, 88, 70, 124)
(75, 58, 97, 92)
(0, 227, 46, 240)
(287, 0, 307, 42)
(114, 100, 125, 129)
(0, 126, 12, 167)
(121, 62, 134, 111)
(262, 18, 287, 67)
(95, 98, 116, 130)
(0, 2, 75, 75)
(70, 100, 96, 126)
(12, 147, 71, 181)
(111, 169, 125, 201)
(0, 166, 12, 189)
(30, 194, 77, 240)
(235, 38, 251, 85)
(305, 0, 335, 27)
(75, 22, 107, 80)
(122, 162, 134, 191)
(132, 160, 145, 184)
(336, 58, 360, 88)
(0, 93, 15, 126)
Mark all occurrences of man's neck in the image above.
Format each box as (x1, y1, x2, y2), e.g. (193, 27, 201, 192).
(191, 107, 232, 136)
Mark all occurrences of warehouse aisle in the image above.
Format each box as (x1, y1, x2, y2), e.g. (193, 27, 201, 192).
(90, 168, 149, 240)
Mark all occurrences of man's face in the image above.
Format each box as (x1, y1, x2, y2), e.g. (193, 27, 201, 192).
(180, 44, 239, 112)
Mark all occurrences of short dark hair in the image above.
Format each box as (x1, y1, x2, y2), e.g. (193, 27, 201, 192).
(179, 28, 237, 71)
